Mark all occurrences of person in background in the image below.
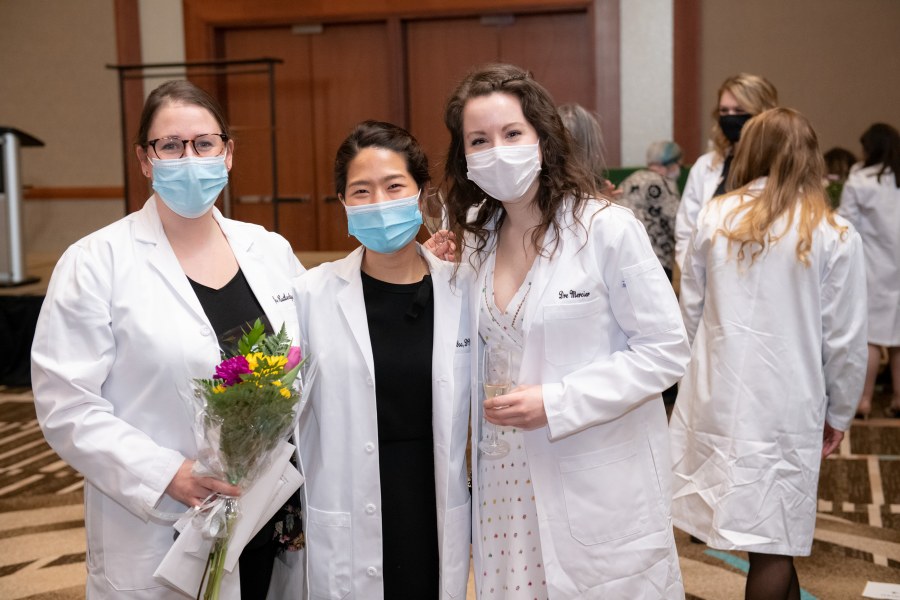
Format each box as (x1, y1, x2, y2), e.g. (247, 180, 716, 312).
(823, 147, 858, 208)
(824, 146, 858, 184)
(670, 107, 867, 600)
(444, 63, 689, 599)
(617, 140, 684, 279)
(674, 73, 778, 271)
(31, 80, 305, 598)
(294, 120, 472, 599)
(557, 102, 618, 197)
(839, 123, 900, 418)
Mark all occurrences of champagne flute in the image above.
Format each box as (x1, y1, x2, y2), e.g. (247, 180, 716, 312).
(421, 189, 448, 237)
(479, 344, 511, 458)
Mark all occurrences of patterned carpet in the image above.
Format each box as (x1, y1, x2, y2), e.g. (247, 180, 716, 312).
(1, 385, 898, 599)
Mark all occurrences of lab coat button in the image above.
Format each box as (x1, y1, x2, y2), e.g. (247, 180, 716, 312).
(364, 442, 375, 453)
(365, 503, 376, 514)
(200, 326, 211, 336)
(366, 566, 377, 577)
(366, 377, 374, 386)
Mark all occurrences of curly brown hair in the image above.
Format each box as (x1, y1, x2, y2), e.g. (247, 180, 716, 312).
(442, 63, 601, 265)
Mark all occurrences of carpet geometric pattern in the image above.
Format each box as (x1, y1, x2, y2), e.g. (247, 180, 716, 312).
(1, 386, 898, 599)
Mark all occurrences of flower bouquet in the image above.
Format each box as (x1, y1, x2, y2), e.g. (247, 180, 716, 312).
(190, 319, 312, 600)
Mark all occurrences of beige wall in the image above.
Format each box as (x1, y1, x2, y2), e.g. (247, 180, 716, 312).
(0, 0, 123, 258)
(701, 0, 900, 158)
(0, 0, 122, 187)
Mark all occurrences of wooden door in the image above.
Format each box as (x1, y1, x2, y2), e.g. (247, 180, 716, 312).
(222, 22, 394, 251)
(221, 26, 319, 251)
(308, 22, 394, 251)
(406, 11, 593, 187)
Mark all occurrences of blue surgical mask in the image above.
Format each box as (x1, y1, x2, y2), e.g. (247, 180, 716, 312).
(345, 192, 422, 254)
(151, 154, 229, 218)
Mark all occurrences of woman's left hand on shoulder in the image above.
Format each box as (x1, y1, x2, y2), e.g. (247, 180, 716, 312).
(484, 384, 548, 430)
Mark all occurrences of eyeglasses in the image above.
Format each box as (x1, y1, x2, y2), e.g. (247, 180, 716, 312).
(147, 133, 228, 159)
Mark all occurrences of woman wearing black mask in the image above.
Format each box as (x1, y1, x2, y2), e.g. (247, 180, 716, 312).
(674, 73, 778, 272)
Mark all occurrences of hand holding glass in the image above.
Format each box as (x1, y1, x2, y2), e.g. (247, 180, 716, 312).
(479, 345, 511, 458)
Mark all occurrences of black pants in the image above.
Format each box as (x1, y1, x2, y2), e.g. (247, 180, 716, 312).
(238, 518, 278, 600)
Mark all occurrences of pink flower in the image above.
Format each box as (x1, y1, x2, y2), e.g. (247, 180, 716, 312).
(285, 346, 302, 372)
(215, 355, 251, 387)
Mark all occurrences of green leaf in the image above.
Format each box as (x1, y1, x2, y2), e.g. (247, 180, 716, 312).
(237, 319, 266, 355)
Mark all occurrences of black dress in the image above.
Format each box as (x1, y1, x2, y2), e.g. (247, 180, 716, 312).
(361, 270, 439, 598)
(189, 269, 279, 600)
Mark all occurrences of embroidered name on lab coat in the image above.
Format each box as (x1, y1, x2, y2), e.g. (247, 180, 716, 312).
(456, 338, 470, 349)
(558, 290, 591, 299)
(273, 292, 294, 303)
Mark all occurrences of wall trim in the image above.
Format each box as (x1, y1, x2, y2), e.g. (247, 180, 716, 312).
(24, 187, 125, 201)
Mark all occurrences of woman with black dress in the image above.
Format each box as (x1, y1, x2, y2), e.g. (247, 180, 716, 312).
(294, 121, 473, 599)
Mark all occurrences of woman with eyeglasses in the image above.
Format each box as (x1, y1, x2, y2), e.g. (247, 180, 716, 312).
(674, 73, 778, 272)
(31, 80, 305, 598)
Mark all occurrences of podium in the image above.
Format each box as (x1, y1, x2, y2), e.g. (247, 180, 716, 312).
(0, 127, 43, 287)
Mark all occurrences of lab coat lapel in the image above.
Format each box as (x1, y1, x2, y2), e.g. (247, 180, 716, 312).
(424, 248, 458, 445)
(216, 213, 284, 331)
(336, 247, 376, 379)
(137, 197, 210, 326)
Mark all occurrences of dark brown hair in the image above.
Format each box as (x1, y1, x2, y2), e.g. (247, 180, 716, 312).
(334, 120, 430, 196)
(134, 80, 231, 148)
(442, 63, 600, 263)
(860, 123, 900, 187)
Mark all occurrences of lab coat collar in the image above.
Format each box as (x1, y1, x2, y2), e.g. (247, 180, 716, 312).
(137, 197, 211, 328)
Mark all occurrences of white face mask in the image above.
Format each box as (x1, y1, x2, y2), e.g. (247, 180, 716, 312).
(465, 143, 541, 202)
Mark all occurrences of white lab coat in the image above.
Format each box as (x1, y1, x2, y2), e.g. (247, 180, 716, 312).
(469, 199, 690, 599)
(293, 245, 473, 600)
(31, 197, 305, 598)
(670, 182, 868, 555)
(674, 151, 724, 270)
(839, 164, 900, 345)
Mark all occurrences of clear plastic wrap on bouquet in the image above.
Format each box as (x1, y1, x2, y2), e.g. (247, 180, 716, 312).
(184, 319, 318, 600)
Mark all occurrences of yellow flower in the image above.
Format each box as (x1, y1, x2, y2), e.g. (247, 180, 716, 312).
(272, 380, 283, 387)
(279, 387, 291, 399)
(212, 384, 226, 394)
(245, 352, 263, 372)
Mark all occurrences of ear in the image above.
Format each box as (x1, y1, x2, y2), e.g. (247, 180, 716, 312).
(135, 146, 152, 178)
(224, 139, 235, 171)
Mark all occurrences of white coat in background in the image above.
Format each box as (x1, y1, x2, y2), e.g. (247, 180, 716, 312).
(674, 151, 724, 270)
(469, 199, 690, 599)
(293, 245, 473, 600)
(31, 198, 305, 598)
(839, 164, 900, 345)
(670, 181, 868, 555)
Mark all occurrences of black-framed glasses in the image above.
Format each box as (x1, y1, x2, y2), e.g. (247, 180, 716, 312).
(147, 133, 228, 159)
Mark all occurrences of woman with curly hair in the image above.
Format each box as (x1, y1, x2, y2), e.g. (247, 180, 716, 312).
(443, 63, 689, 599)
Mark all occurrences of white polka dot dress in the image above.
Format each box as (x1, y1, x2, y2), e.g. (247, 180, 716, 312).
(477, 251, 547, 600)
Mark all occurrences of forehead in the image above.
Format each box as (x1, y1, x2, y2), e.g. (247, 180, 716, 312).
(347, 146, 410, 182)
(718, 89, 743, 108)
(462, 92, 528, 131)
(149, 101, 219, 137)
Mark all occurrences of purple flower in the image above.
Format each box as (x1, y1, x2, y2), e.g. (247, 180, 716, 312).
(285, 346, 302, 372)
(215, 355, 251, 387)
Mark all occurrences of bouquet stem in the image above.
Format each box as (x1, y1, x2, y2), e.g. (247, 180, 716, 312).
(198, 497, 238, 600)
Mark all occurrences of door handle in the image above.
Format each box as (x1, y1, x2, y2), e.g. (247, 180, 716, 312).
(323, 195, 341, 204)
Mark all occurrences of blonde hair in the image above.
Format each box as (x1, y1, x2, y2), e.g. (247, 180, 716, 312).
(717, 107, 846, 266)
(557, 103, 607, 193)
(711, 73, 779, 160)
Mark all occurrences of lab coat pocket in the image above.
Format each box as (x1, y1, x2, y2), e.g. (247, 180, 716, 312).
(442, 500, 472, 597)
(559, 440, 650, 544)
(543, 297, 603, 366)
(306, 507, 352, 600)
(621, 259, 680, 335)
